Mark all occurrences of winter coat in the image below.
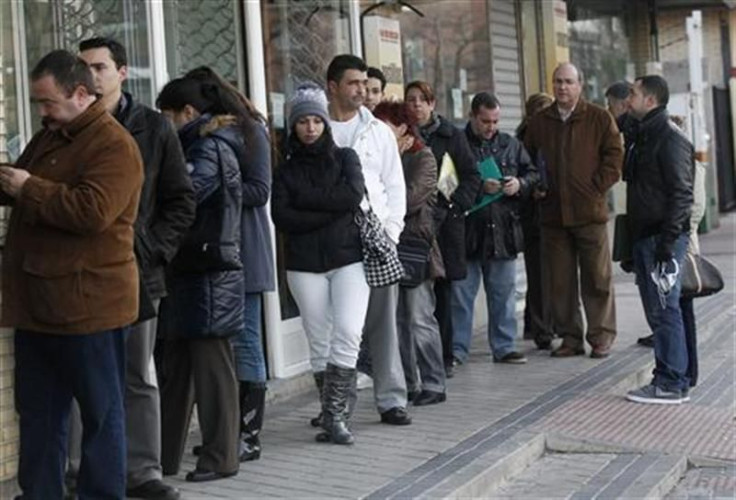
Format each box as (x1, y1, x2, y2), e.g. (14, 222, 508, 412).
(331, 106, 406, 244)
(524, 99, 623, 227)
(400, 147, 445, 280)
(161, 114, 245, 339)
(624, 107, 693, 256)
(420, 114, 481, 280)
(1, 99, 143, 334)
(115, 93, 196, 305)
(271, 133, 365, 273)
(216, 120, 275, 293)
(464, 125, 539, 260)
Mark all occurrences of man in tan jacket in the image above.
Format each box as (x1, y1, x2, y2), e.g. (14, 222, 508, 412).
(524, 62, 623, 359)
(0, 50, 143, 498)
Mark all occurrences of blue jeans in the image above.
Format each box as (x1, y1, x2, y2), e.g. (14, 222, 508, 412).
(230, 293, 267, 383)
(633, 234, 690, 392)
(451, 258, 518, 362)
(15, 327, 128, 500)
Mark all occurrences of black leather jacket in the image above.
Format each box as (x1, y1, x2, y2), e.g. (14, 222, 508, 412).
(624, 107, 694, 254)
(115, 94, 195, 300)
(464, 125, 538, 260)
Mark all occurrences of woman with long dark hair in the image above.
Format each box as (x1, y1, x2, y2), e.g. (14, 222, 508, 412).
(373, 101, 447, 406)
(156, 76, 243, 482)
(184, 67, 274, 463)
(271, 84, 368, 444)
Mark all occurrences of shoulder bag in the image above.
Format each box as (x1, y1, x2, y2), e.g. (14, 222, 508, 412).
(681, 252, 724, 298)
(355, 191, 404, 288)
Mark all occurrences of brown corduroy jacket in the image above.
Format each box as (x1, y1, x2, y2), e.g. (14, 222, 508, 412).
(524, 99, 623, 227)
(1, 99, 143, 334)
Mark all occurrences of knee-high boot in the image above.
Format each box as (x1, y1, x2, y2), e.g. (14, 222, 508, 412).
(239, 381, 266, 462)
(310, 371, 325, 427)
(316, 363, 356, 445)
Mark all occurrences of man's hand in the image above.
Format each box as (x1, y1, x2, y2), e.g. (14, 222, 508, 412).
(483, 179, 502, 195)
(502, 177, 520, 196)
(0, 166, 30, 198)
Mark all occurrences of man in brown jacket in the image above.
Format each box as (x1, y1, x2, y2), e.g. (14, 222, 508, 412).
(524, 62, 623, 359)
(0, 50, 143, 498)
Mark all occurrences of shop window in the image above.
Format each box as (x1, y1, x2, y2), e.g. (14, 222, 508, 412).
(163, 0, 245, 86)
(262, 0, 351, 320)
(23, 0, 153, 110)
(360, 0, 495, 126)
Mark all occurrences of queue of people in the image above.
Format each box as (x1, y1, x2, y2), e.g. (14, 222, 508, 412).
(1, 41, 700, 499)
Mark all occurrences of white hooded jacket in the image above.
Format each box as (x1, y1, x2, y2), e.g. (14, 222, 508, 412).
(331, 106, 406, 243)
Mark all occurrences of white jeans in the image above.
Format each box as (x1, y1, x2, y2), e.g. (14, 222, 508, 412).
(287, 262, 371, 371)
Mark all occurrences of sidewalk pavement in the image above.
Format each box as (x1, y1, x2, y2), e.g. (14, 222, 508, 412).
(165, 213, 736, 499)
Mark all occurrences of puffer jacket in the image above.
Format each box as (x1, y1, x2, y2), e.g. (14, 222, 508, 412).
(271, 132, 365, 273)
(464, 125, 539, 260)
(400, 147, 445, 279)
(419, 113, 481, 280)
(624, 107, 693, 255)
(160, 114, 244, 339)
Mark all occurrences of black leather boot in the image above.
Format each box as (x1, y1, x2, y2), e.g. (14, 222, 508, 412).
(310, 371, 325, 427)
(239, 381, 266, 462)
(316, 364, 355, 445)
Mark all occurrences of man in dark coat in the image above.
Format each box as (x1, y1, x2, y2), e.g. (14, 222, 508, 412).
(451, 93, 538, 365)
(75, 37, 195, 500)
(0, 49, 143, 500)
(623, 75, 694, 405)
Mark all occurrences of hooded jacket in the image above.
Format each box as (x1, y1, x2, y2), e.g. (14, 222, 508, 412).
(160, 114, 245, 339)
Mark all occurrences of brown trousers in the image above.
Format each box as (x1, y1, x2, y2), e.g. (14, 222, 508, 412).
(161, 337, 239, 476)
(541, 223, 616, 350)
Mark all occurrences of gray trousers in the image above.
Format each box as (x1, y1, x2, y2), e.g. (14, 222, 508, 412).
(398, 280, 446, 394)
(362, 284, 407, 412)
(68, 302, 163, 488)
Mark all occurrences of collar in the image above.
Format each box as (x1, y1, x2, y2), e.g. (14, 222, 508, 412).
(58, 99, 106, 140)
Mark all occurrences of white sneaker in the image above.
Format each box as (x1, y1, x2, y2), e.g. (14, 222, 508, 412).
(356, 372, 373, 390)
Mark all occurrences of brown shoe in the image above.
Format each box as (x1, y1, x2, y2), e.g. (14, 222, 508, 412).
(551, 345, 585, 358)
(590, 344, 611, 359)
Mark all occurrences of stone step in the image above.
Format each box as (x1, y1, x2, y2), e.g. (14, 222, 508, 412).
(665, 465, 736, 499)
(492, 451, 686, 500)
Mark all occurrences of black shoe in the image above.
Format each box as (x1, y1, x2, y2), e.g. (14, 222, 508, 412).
(380, 406, 412, 425)
(126, 479, 181, 500)
(412, 390, 446, 406)
(534, 338, 552, 350)
(407, 390, 421, 403)
(185, 468, 237, 482)
(192, 444, 202, 456)
(444, 363, 455, 379)
(494, 352, 528, 364)
(637, 334, 654, 348)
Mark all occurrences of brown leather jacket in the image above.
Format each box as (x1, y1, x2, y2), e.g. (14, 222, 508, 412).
(524, 99, 623, 227)
(2, 100, 143, 334)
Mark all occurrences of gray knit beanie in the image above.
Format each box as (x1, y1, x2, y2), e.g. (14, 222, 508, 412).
(288, 83, 330, 131)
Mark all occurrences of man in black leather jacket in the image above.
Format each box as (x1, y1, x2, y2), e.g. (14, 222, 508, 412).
(451, 93, 538, 365)
(76, 37, 195, 499)
(623, 75, 694, 405)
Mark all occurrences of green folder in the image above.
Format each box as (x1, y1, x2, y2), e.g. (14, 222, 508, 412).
(465, 156, 503, 215)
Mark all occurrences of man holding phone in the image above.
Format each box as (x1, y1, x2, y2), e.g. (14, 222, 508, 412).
(450, 92, 538, 365)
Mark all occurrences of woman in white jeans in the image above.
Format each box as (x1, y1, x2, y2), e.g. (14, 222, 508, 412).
(271, 84, 369, 444)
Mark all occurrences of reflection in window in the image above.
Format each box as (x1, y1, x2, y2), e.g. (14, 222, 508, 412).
(262, 0, 350, 320)
(23, 0, 152, 113)
(163, 0, 243, 85)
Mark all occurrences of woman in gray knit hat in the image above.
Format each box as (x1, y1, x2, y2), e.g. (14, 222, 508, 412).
(271, 83, 369, 444)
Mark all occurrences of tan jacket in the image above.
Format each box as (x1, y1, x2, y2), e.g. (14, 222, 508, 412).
(524, 99, 623, 227)
(2, 100, 143, 334)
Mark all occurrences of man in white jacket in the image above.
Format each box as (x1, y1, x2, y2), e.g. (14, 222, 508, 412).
(326, 55, 411, 425)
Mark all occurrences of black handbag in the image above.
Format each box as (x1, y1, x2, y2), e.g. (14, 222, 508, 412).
(612, 214, 632, 262)
(397, 236, 431, 288)
(681, 253, 724, 298)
